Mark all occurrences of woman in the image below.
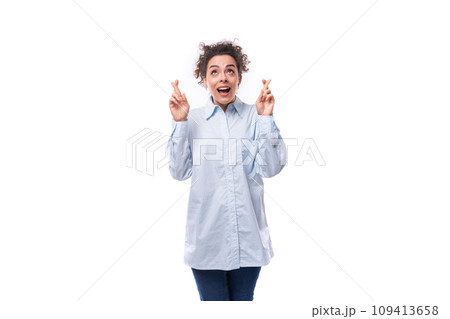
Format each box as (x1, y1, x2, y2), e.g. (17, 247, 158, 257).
(167, 40, 287, 301)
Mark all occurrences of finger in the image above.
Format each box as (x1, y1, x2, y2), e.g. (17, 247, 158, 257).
(170, 80, 178, 93)
(170, 81, 179, 94)
(170, 97, 180, 106)
(172, 93, 181, 102)
(263, 92, 273, 100)
(264, 79, 271, 90)
(256, 89, 263, 103)
(171, 80, 182, 96)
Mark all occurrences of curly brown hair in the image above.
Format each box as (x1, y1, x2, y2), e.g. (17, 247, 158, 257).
(194, 39, 250, 87)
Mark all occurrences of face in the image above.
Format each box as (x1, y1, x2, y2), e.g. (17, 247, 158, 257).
(203, 55, 242, 109)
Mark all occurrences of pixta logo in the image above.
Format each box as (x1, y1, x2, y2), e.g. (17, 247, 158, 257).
(126, 128, 326, 176)
(126, 128, 170, 176)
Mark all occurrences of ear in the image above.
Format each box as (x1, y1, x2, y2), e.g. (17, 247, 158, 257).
(238, 74, 242, 87)
(202, 76, 208, 89)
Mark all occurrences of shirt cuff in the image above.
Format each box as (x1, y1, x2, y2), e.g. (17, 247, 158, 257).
(256, 115, 276, 134)
(171, 119, 189, 138)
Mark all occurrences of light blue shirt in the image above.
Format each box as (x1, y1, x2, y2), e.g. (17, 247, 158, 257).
(167, 95, 287, 270)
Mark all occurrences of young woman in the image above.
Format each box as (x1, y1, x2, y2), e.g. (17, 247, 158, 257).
(167, 40, 287, 301)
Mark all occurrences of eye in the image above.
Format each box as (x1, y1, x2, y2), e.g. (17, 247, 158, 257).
(211, 70, 217, 75)
(227, 69, 235, 74)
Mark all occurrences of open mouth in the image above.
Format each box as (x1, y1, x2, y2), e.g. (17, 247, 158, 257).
(217, 87, 231, 96)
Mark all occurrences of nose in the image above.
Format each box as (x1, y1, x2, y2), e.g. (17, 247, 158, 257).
(219, 71, 228, 82)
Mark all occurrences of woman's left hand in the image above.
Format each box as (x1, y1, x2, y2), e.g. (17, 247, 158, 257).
(256, 79, 274, 116)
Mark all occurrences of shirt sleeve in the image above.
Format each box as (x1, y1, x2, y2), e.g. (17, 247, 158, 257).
(167, 119, 192, 181)
(254, 115, 287, 178)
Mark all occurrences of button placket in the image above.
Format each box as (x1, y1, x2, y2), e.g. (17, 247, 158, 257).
(222, 109, 240, 266)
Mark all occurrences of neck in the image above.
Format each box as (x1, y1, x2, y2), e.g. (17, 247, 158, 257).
(214, 96, 236, 113)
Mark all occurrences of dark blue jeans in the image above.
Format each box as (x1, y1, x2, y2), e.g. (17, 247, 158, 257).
(191, 266, 261, 301)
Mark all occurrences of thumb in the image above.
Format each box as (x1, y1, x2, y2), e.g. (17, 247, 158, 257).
(256, 89, 263, 103)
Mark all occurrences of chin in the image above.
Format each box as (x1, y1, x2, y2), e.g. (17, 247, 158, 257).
(215, 93, 235, 103)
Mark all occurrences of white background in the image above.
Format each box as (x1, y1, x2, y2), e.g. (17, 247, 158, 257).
(1, 0, 449, 318)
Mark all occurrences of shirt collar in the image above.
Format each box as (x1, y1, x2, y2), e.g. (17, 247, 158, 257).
(204, 95, 244, 120)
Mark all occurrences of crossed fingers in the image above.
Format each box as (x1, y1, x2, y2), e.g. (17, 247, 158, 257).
(261, 78, 272, 101)
(170, 79, 186, 107)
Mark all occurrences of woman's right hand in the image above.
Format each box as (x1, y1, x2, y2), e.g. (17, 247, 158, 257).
(169, 80, 190, 122)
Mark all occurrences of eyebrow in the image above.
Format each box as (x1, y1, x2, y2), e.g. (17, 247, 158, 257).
(209, 64, 237, 69)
